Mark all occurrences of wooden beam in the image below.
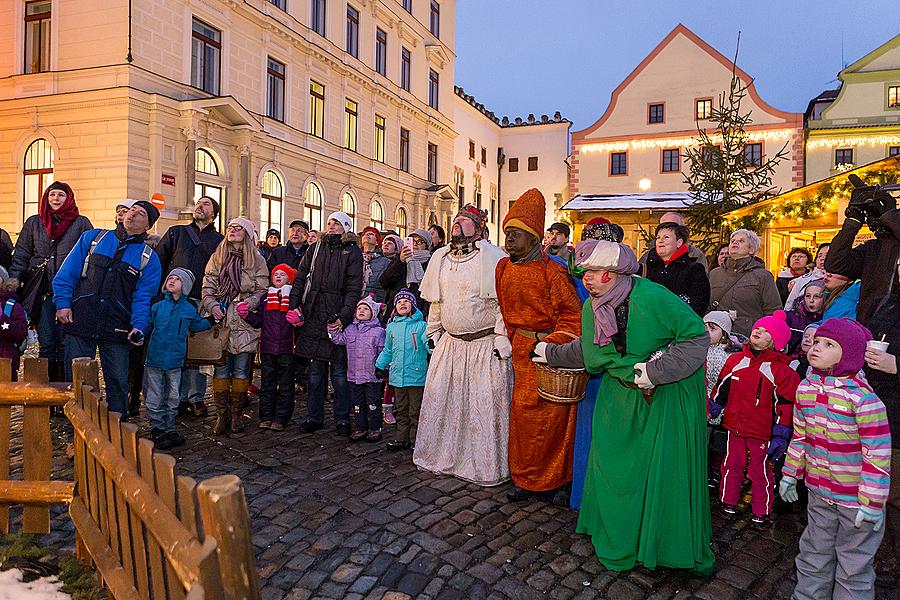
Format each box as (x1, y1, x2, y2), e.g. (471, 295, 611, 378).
(0, 382, 74, 406)
(69, 497, 141, 600)
(0, 480, 74, 505)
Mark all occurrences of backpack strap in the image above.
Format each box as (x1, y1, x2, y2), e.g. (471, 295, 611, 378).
(140, 244, 152, 271)
(2, 298, 14, 318)
(81, 230, 110, 278)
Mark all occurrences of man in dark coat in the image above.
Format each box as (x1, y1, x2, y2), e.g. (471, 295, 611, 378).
(154, 195, 223, 416)
(289, 211, 363, 436)
(267, 219, 310, 272)
(825, 185, 900, 323)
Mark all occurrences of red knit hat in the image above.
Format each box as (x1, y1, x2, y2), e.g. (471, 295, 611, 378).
(752, 310, 791, 351)
(361, 226, 382, 246)
(503, 188, 546, 240)
(271, 263, 297, 283)
(587, 217, 611, 226)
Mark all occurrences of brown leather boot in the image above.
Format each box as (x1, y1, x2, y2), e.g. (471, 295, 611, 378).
(230, 378, 249, 433)
(212, 378, 231, 435)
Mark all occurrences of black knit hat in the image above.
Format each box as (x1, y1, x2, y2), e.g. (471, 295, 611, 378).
(132, 200, 160, 228)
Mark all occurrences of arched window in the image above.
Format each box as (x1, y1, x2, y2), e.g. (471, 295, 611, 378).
(195, 147, 224, 229)
(396, 207, 408, 238)
(305, 182, 324, 232)
(370, 200, 384, 230)
(195, 148, 219, 175)
(23, 139, 54, 220)
(428, 211, 437, 226)
(341, 192, 356, 231)
(260, 170, 283, 237)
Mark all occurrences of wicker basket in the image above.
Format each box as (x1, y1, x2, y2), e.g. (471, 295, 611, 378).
(535, 363, 590, 404)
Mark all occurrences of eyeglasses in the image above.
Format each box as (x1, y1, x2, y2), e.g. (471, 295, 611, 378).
(412, 237, 427, 247)
(227, 225, 244, 232)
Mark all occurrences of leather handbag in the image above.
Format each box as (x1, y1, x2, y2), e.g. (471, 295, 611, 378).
(185, 324, 230, 366)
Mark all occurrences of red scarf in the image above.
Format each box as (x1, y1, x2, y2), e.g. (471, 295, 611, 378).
(39, 183, 80, 239)
(662, 243, 689, 266)
(266, 285, 292, 312)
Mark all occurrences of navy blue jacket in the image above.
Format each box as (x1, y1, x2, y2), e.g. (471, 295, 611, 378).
(145, 293, 213, 370)
(242, 291, 294, 356)
(52, 227, 162, 342)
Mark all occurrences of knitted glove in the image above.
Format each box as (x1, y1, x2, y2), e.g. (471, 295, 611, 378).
(530, 341, 548, 364)
(707, 399, 724, 419)
(285, 308, 304, 327)
(493, 336, 512, 360)
(235, 301, 250, 318)
(844, 202, 867, 224)
(854, 505, 884, 532)
(767, 424, 792, 461)
(634, 362, 653, 389)
(375, 368, 388, 381)
(779, 476, 798, 503)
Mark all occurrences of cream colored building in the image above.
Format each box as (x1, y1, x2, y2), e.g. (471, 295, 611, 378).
(1, 0, 459, 239)
(805, 33, 900, 183)
(452, 87, 570, 243)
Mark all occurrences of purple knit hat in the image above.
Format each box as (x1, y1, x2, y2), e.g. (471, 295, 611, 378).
(356, 294, 383, 319)
(814, 318, 873, 376)
(394, 288, 418, 310)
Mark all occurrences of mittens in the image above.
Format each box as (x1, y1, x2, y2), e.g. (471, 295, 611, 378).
(286, 308, 304, 327)
(493, 336, 512, 360)
(854, 505, 884, 532)
(530, 341, 548, 364)
(779, 476, 798, 503)
(767, 424, 792, 461)
(235, 301, 250, 318)
(634, 362, 653, 389)
(707, 399, 724, 419)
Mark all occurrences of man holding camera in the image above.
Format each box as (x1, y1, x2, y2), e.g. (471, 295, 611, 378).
(825, 180, 900, 322)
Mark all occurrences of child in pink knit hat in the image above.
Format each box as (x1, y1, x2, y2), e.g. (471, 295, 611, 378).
(709, 310, 800, 526)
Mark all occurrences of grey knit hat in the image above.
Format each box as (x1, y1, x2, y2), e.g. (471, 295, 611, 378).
(164, 267, 196, 297)
(703, 310, 735, 337)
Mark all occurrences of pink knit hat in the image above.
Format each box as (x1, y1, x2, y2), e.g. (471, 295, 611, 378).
(752, 310, 791, 351)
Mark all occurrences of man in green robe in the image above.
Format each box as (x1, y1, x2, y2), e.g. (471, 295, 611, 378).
(534, 239, 715, 576)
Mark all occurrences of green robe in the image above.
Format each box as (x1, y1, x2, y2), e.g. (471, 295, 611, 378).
(576, 277, 715, 576)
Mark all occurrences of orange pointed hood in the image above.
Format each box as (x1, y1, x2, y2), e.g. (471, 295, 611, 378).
(502, 188, 545, 240)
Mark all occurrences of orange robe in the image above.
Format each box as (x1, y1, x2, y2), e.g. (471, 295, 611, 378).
(496, 256, 582, 491)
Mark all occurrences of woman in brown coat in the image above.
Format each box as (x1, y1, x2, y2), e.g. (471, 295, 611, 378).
(201, 217, 269, 434)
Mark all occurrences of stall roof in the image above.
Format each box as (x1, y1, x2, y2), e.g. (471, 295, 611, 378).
(562, 192, 717, 211)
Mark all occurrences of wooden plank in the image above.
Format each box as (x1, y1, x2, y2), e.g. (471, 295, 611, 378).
(176, 476, 199, 538)
(83, 389, 103, 535)
(120, 423, 150, 600)
(69, 496, 140, 600)
(195, 537, 225, 600)
(155, 453, 186, 600)
(22, 358, 51, 533)
(0, 480, 74, 505)
(109, 419, 135, 585)
(97, 401, 122, 565)
(138, 438, 167, 600)
(0, 358, 11, 534)
(66, 400, 90, 562)
(0, 382, 73, 406)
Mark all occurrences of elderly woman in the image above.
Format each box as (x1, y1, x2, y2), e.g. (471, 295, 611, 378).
(784, 243, 830, 311)
(643, 222, 710, 315)
(775, 247, 813, 305)
(708, 229, 781, 337)
(534, 240, 714, 575)
(202, 217, 269, 435)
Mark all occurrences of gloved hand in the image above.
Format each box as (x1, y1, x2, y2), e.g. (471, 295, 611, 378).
(375, 368, 388, 381)
(530, 342, 548, 364)
(285, 308, 304, 327)
(427, 331, 442, 351)
(493, 336, 512, 360)
(634, 362, 653, 389)
(708, 399, 724, 419)
(854, 505, 884, 532)
(779, 476, 798, 503)
(767, 423, 792, 461)
(236, 301, 250, 318)
(844, 202, 867, 224)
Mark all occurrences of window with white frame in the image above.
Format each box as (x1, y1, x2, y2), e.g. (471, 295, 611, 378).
(23, 139, 53, 221)
(191, 18, 221, 94)
(195, 148, 225, 230)
(260, 170, 284, 237)
(370, 200, 384, 229)
(266, 58, 285, 121)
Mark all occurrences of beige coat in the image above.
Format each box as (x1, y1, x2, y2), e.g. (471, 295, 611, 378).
(201, 249, 269, 354)
(708, 255, 782, 337)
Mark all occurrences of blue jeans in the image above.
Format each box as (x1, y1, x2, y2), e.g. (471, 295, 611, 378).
(64, 334, 130, 416)
(144, 366, 182, 431)
(213, 352, 250, 380)
(37, 298, 65, 362)
(307, 360, 350, 425)
(179, 365, 208, 405)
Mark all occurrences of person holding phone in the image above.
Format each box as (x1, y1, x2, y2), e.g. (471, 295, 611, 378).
(380, 229, 432, 320)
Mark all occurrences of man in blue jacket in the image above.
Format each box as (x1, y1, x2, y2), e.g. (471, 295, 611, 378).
(53, 200, 162, 416)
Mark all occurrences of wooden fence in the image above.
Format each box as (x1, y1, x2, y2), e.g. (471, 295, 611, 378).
(0, 356, 75, 533)
(64, 357, 261, 600)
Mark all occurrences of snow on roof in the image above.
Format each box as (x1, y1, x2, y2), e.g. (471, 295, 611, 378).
(562, 192, 716, 211)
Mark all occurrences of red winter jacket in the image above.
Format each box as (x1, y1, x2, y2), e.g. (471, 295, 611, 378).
(712, 344, 800, 441)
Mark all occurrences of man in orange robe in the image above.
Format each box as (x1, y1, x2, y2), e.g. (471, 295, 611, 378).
(496, 188, 582, 504)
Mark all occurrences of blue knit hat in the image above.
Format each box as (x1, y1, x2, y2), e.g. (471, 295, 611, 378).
(394, 288, 418, 310)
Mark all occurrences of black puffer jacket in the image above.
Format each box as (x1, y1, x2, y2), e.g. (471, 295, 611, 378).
(9, 215, 93, 281)
(825, 209, 900, 323)
(289, 232, 363, 363)
(154, 222, 223, 300)
(266, 242, 310, 273)
(380, 255, 430, 322)
(864, 290, 900, 448)
(644, 247, 710, 315)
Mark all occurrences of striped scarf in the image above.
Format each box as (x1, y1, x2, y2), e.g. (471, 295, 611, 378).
(266, 285, 292, 312)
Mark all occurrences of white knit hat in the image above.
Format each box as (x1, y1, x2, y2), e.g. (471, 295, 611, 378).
(326, 211, 353, 233)
(703, 310, 736, 337)
(228, 216, 259, 246)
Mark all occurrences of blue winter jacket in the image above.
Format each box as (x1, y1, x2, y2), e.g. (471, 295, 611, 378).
(52, 227, 162, 341)
(145, 293, 213, 371)
(376, 310, 429, 388)
(822, 280, 861, 321)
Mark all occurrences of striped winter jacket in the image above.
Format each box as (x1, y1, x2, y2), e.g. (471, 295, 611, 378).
(783, 372, 892, 511)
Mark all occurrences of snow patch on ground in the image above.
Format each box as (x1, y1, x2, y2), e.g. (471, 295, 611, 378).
(0, 568, 70, 599)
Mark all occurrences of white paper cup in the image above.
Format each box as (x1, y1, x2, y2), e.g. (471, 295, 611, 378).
(867, 340, 889, 352)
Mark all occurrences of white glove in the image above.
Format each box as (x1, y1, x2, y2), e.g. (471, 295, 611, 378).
(531, 342, 548, 364)
(493, 336, 512, 360)
(854, 506, 884, 532)
(779, 476, 798, 503)
(634, 362, 654, 389)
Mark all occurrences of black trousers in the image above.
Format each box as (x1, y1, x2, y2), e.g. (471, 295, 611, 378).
(259, 353, 297, 424)
(350, 381, 383, 432)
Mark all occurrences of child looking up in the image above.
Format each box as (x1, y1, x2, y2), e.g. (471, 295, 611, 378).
(376, 289, 429, 451)
(780, 318, 891, 600)
(710, 310, 800, 526)
(238, 263, 298, 431)
(703, 310, 740, 489)
(330, 295, 386, 441)
(785, 280, 824, 355)
(0, 267, 27, 380)
(145, 268, 212, 449)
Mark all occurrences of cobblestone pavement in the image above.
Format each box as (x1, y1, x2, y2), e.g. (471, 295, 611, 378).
(17, 390, 900, 600)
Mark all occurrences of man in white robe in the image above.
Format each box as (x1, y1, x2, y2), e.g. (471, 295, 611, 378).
(413, 205, 513, 486)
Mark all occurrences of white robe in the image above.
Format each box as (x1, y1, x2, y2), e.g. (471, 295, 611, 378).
(413, 249, 513, 486)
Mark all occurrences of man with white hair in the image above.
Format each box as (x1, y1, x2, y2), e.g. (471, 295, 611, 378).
(708, 229, 781, 337)
(638, 212, 708, 271)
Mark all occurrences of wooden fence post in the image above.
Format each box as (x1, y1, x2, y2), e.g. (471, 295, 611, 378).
(22, 358, 51, 533)
(0, 358, 11, 533)
(196, 475, 261, 600)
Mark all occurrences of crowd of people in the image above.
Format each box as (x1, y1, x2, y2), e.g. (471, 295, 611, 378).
(0, 180, 897, 597)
